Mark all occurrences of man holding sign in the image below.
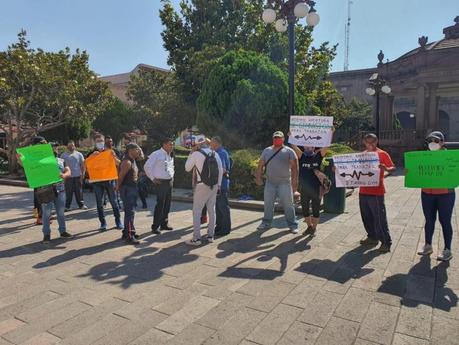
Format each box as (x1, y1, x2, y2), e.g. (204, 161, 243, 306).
(86, 134, 122, 231)
(357, 134, 395, 253)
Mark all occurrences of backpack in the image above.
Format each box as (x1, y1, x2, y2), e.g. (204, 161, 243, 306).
(197, 149, 219, 188)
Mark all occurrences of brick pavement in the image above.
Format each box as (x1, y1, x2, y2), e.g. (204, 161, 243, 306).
(0, 175, 458, 345)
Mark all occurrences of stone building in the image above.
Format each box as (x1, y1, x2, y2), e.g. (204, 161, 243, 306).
(330, 16, 459, 161)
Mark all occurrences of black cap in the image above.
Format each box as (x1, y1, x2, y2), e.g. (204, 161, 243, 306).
(31, 136, 46, 145)
(426, 131, 445, 142)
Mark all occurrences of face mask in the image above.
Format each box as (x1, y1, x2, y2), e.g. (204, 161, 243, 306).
(273, 138, 284, 147)
(96, 142, 105, 151)
(428, 142, 441, 151)
(303, 150, 314, 157)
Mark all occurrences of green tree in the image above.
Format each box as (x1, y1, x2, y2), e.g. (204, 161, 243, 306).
(127, 68, 194, 146)
(334, 98, 373, 143)
(196, 50, 293, 148)
(0, 31, 112, 172)
(93, 98, 135, 143)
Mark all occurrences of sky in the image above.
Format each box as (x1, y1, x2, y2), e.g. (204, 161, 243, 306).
(1, 0, 458, 76)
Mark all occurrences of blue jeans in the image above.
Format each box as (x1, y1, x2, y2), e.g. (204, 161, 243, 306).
(422, 192, 455, 250)
(42, 191, 66, 235)
(120, 185, 138, 239)
(263, 180, 297, 229)
(93, 181, 121, 227)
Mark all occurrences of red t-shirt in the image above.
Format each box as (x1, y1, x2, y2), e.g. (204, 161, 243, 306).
(359, 148, 395, 196)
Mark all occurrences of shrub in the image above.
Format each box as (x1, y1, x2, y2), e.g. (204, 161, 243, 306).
(229, 149, 263, 200)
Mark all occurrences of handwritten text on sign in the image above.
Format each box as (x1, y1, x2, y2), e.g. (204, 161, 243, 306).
(288, 116, 333, 148)
(404, 150, 459, 188)
(333, 152, 380, 188)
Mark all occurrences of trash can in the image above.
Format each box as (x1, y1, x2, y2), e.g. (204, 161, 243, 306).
(322, 158, 346, 214)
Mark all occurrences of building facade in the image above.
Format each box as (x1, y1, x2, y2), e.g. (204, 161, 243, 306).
(330, 16, 459, 161)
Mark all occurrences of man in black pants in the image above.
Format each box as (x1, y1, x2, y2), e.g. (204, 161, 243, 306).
(144, 138, 175, 234)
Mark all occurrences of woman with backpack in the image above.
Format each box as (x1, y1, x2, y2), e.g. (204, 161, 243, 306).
(290, 142, 331, 235)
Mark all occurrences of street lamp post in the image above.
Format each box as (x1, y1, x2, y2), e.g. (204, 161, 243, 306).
(262, 1, 320, 116)
(365, 73, 391, 138)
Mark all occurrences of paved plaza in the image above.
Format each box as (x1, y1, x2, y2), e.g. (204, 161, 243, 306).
(0, 175, 458, 345)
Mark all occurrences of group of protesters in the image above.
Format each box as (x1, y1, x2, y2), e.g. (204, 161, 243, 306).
(25, 128, 455, 261)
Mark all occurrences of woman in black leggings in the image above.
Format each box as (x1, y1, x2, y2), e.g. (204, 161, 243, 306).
(291, 144, 328, 235)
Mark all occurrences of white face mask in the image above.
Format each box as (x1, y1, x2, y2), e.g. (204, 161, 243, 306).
(96, 142, 105, 151)
(428, 142, 441, 151)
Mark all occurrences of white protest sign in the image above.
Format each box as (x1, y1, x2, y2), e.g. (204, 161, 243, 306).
(333, 152, 380, 188)
(288, 116, 334, 148)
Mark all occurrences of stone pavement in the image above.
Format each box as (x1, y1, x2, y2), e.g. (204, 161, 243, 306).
(0, 175, 458, 345)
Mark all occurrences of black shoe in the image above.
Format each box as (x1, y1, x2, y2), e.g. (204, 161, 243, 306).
(42, 235, 51, 243)
(304, 226, 316, 235)
(160, 225, 173, 231)
(142, 204, 148, 209)
(125, 237, 140, 245)
(60, 232, 72, 238)
(134, 234, 140, 239)
(360, 237, 379, 246)
(378, 243, 391, 253)
(151, 225, 161, 234)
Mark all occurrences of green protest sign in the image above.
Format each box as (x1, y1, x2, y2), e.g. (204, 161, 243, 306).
(404, 150, 459, 188)
(16, 144, 62, 188)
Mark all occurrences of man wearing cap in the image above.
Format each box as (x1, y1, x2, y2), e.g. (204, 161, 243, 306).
(255, 131, 299, 233)
(185, 137, 223, 245)
(61, 140, 87, 211)
(416, 131, 455, 261)
(144, 137, 175, 235)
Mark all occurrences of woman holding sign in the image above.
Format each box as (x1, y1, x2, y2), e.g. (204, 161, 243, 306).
(417, 131, 455, 261)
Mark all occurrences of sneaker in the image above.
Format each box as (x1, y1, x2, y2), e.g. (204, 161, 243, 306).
(42, 235, 51, 243)
(125, 237, 140, 245)
(60, 232, 72, 238)
(79, 205, 88, 210)
(151, 225, 161, 235)
(115, 222, 124, 230)
(186, 238, 202, 246)
(36, 218, 43, 225)
(378, 243, 391, 253)
(207, 236, 214, 243)
(417, 244, 433, 256)
(437, 249, 453, 261)
(134, 234, 140, 239)
(161, 225, 173, 231)
(360, 237, 379, 246)
(290, 227, 299, 234)
(257, 223, 272, 231)
(99, 224, 107, 232)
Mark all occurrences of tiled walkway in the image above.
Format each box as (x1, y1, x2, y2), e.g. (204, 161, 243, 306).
(0, 176, 458, 345)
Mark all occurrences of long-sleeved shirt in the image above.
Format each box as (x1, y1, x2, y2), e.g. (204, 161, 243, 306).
(185, 148, 223, 187)
(144, 148, 175, 181)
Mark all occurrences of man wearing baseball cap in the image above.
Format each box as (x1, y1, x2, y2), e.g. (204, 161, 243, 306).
(255, 131, 299, 233)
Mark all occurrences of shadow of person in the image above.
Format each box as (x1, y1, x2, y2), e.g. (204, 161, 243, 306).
(295, 245, 381, 282)
(378, 255, 458, 311)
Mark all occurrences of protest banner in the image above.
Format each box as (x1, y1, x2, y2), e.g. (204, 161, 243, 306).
(333, 152, 380, 188)
(85, 150, 118, 182)
(404, 150, 459, 188)
(288, 115, 334, 148)
(16, 144, 62, 188)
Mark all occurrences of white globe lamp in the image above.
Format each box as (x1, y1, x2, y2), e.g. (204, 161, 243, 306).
(262, 8, 276, 24)
(275, 18, 288, 32)
(306, 12, 320, 27)
(366, 87, 376, 96)
(381, 85, 392, 94)
(294, 2, 310, 18)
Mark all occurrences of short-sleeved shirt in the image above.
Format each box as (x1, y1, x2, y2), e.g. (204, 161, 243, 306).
(55, 158, 65, 193)
(261, 146, 297, 184)
(359, 148, 395, 196)
(299, 151, 323, 187)
(216, 147, 231, 191)
(61, 150, 84, 177)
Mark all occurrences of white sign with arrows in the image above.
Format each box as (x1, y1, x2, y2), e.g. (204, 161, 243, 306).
(333, 152, 381, 188)
(288, 115, 334, 148)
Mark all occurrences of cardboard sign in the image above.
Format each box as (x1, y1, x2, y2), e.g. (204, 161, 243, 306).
(404, 150, 459, 188)
(288, 115, 334, 148)
(334, 152, 380, 188)
(16, 144, 63, 188)
(85, 150, 118, 182)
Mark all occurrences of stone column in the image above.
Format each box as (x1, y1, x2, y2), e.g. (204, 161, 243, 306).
(415, 86, 426, 136)
(427, 84, 439, 129)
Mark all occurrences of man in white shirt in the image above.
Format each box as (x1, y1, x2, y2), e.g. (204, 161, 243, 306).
(185, 138, 223, 245)
(144, 138, 175, 234)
